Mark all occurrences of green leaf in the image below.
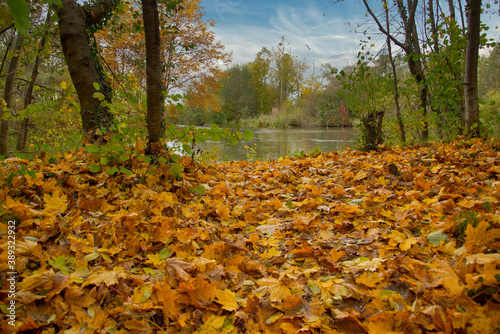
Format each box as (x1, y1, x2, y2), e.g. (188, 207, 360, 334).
(83, 252, 100, 261)
(139, 288, 151, 303)
(143, 267, 154, 275)
(378, 290, 397, 298)
(159, 248, 172, 259)
(182, 143, 192, 154)
(6, 0, 30, 37)
(85, 144, 100, 153)
(93, 92, 105, 101)
(170, 154, 180, 162)
(191, 184, 205, 195)
(106, 167, 119, 175)
(100, 157, 108, 165)
(308, 280, 320, 294)
(93, 82, 100, 91)
(228, 134, 239, 146)
(89, 164, 101, 173)
(427, 231, 449, 245)
(243, 129, 254, 141)
(119, 167, 133, 176)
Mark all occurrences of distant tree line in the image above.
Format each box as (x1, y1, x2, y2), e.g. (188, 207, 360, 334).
(179, 0, 499, 151)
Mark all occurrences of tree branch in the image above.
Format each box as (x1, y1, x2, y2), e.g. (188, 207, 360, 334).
(361, 0, 408, 52)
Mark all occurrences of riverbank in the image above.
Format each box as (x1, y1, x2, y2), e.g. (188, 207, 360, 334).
(1, 138, 499, 333)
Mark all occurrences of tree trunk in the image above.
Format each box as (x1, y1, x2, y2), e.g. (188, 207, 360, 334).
(17, 11, 52, 152)
(0, 34, 23, 157)
(55, 0, 115, 137)
(385, 7, 406, 143)
(142, 0, 164, 153)
(363, 0, 429, 141)
(464, 0, 481, 137)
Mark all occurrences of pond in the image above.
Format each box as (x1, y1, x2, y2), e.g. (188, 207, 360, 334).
(195, 126, 360, 161)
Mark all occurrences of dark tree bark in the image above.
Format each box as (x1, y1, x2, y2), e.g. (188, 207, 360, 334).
(142, 0, 164, 153)
(17, 11, 52, 152)
(54, 0, 116, 137)
(464, 0, 481, 137)
(0, 34, 23, 157)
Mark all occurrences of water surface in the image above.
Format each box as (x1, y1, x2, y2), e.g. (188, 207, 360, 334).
(196, 127, 359, 161)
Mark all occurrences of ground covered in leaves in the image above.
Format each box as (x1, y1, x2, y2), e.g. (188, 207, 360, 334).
(1, 138, 500, 333)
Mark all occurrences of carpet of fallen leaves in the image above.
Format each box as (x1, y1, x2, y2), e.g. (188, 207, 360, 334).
(1, 138, 500, 333)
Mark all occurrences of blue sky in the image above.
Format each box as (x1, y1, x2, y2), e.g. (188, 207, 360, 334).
(199, 0, 374, 70)
(199, 0, 500, 71)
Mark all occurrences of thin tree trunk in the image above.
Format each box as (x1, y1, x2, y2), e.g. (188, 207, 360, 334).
(448, 0, 456, 21)
(142, 0, 164, 153)
(55, 0, 116, 137)
(0, 34, 23, 157)
(464, 0, 481, 137)
(363, 0, 429, 141)
(17, 11, 52, 152)
(385, 7, 406, 143)
(0, 36, 14, 77)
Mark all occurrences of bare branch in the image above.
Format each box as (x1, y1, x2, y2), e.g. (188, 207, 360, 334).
(361, 0, 408, 52)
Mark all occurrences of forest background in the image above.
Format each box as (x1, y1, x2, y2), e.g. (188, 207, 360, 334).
(0, 0, 499, 158)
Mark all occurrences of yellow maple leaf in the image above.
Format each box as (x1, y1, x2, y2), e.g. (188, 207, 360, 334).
(329, 248, 345, 262)
(44, 190, 68, 213)
(400, 236, 418, 251)
(215, 289, 239, 311)
(355, 272, 382, 288)
(465, 221, 500, 247)
(257, 277, 293, 302)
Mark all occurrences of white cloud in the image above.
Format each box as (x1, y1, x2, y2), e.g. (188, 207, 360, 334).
(209, 3, 364, 71)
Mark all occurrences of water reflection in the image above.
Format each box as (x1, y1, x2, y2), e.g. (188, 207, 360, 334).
(197, 127, 359, 161)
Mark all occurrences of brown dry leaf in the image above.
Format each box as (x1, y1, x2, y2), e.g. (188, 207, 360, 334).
(18, 270, 55, 291)
(165, 257, 196, 281)
(82, 269, 125, 287)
